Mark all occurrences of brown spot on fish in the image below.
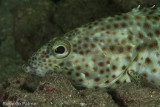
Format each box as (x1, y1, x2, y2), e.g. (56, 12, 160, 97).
(121, 22, 127, 27)
(114, 38, 118, 43)
(99, 69, 104, 74)
(126, 56, 131, 61)
(76, 66, 81, 70)
(78, 40, 82, 44)
(106, 25, 111, 29)
(83, 43, 88, 48)
(122, 65, 126, 70)
(129, 21, 133, 25)
(113, 31, 117, 35)
(59, 62, 64, 66)
(94, 37, 98, 42)
(114, 23, 119, 28)
(112, 65, 117, 70)
(155, 29, 160, 36)
(121, 39, 126, 44)
(112, 75, 116, 78)
(116, 17, 121, 21)
(136, 45, 141, 51)
(156, 52, 159, 57)
(110, 45, 115, 51)
(143, 22, 150, 29)
(94, 77, 100, 82)
(76, 73, 80, 77)
(106, 68, 110, 72)
(147, 32, 153, 38)
(102, 46, 107, 51)
(85, 72, 89, 77)
(105, 80, 110, 83)
(95, 49, 100, 54)
(126, 45, 132, 51)
(74, 59, 79, 63)
(143, 73, 147, 77)
(123, 80, 127, 83)
(115, 80, 120, 84)
(115, 57, 119, 61)
(91, 43, 96, 48)
(67, 71, 72, 75)
(98, 62, 104, 67)
(158, 61, 160, 65)
(100, 27, 105, 31)
(152, 69, 157, 73)
(84, 64, 89, 68)
(128, 36, 133, 41)
(93, 22, 98, 25)
(49, 64, 52, 67)
(138, 32, 144, 39)
(148, 41, 158, 49)
(154, 16, 159, 20)
(123, 15, 129, 20)
(73, 49, 77, 53)
(145, 57, 152, 64)
(136, 22, 141, 26)
(118, 46, 124, 53)
(93, 67, 98, 71)
(92, 58, 96, 62)
(79, 79, 83, 82)
(106, 31, 110, 34)
(79, 51, 84, 55)
(106, 61, 110, 64)
(135, 15, 141, 20)
(107, 38, 112, 42)
(108, 19, 113, 22)
(82, 58, 86, 62)
(84, 37, 89, 42)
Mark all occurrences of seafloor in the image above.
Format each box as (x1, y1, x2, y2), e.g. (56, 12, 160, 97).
(0, 0, 160, 106)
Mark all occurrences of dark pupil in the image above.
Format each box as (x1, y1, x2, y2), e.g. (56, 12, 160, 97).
(55, 46, 65, 54)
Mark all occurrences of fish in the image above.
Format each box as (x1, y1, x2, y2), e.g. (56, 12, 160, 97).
(23, 6, 160, 90)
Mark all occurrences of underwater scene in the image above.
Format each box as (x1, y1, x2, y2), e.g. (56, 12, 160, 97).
(0, 0, 160, 106)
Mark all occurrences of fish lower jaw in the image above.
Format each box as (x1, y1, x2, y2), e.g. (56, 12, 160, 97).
(22, 64, 46, 77)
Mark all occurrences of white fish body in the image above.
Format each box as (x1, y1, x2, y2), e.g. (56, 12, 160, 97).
(23, 7, 160, 90)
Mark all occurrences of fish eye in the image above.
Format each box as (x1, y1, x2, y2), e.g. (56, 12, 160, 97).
(55, 45, 65, 54)
(52, 40, 71, 59)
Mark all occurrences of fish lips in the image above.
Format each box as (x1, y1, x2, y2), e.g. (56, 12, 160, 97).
(22, 63, 44, 76)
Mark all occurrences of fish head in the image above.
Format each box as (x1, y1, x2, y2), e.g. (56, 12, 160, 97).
(23, 25, 131, 89)
(22, 37, 72, 76)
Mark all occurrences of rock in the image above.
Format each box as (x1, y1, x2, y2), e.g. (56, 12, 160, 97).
(114, 82, 160, 106)
(79, 89, 118, 107)
(12, 0, 62, 61)
(0, 71, 118, 106)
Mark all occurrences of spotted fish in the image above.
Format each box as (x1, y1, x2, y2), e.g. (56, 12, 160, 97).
(23, 7, 160, 90)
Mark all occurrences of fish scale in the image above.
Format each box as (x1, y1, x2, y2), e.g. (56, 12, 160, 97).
(23, 7, 160, 90)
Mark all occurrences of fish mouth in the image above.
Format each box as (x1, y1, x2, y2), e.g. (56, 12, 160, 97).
(22, 63, 58, 77)
(22, 63, 38, 74)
